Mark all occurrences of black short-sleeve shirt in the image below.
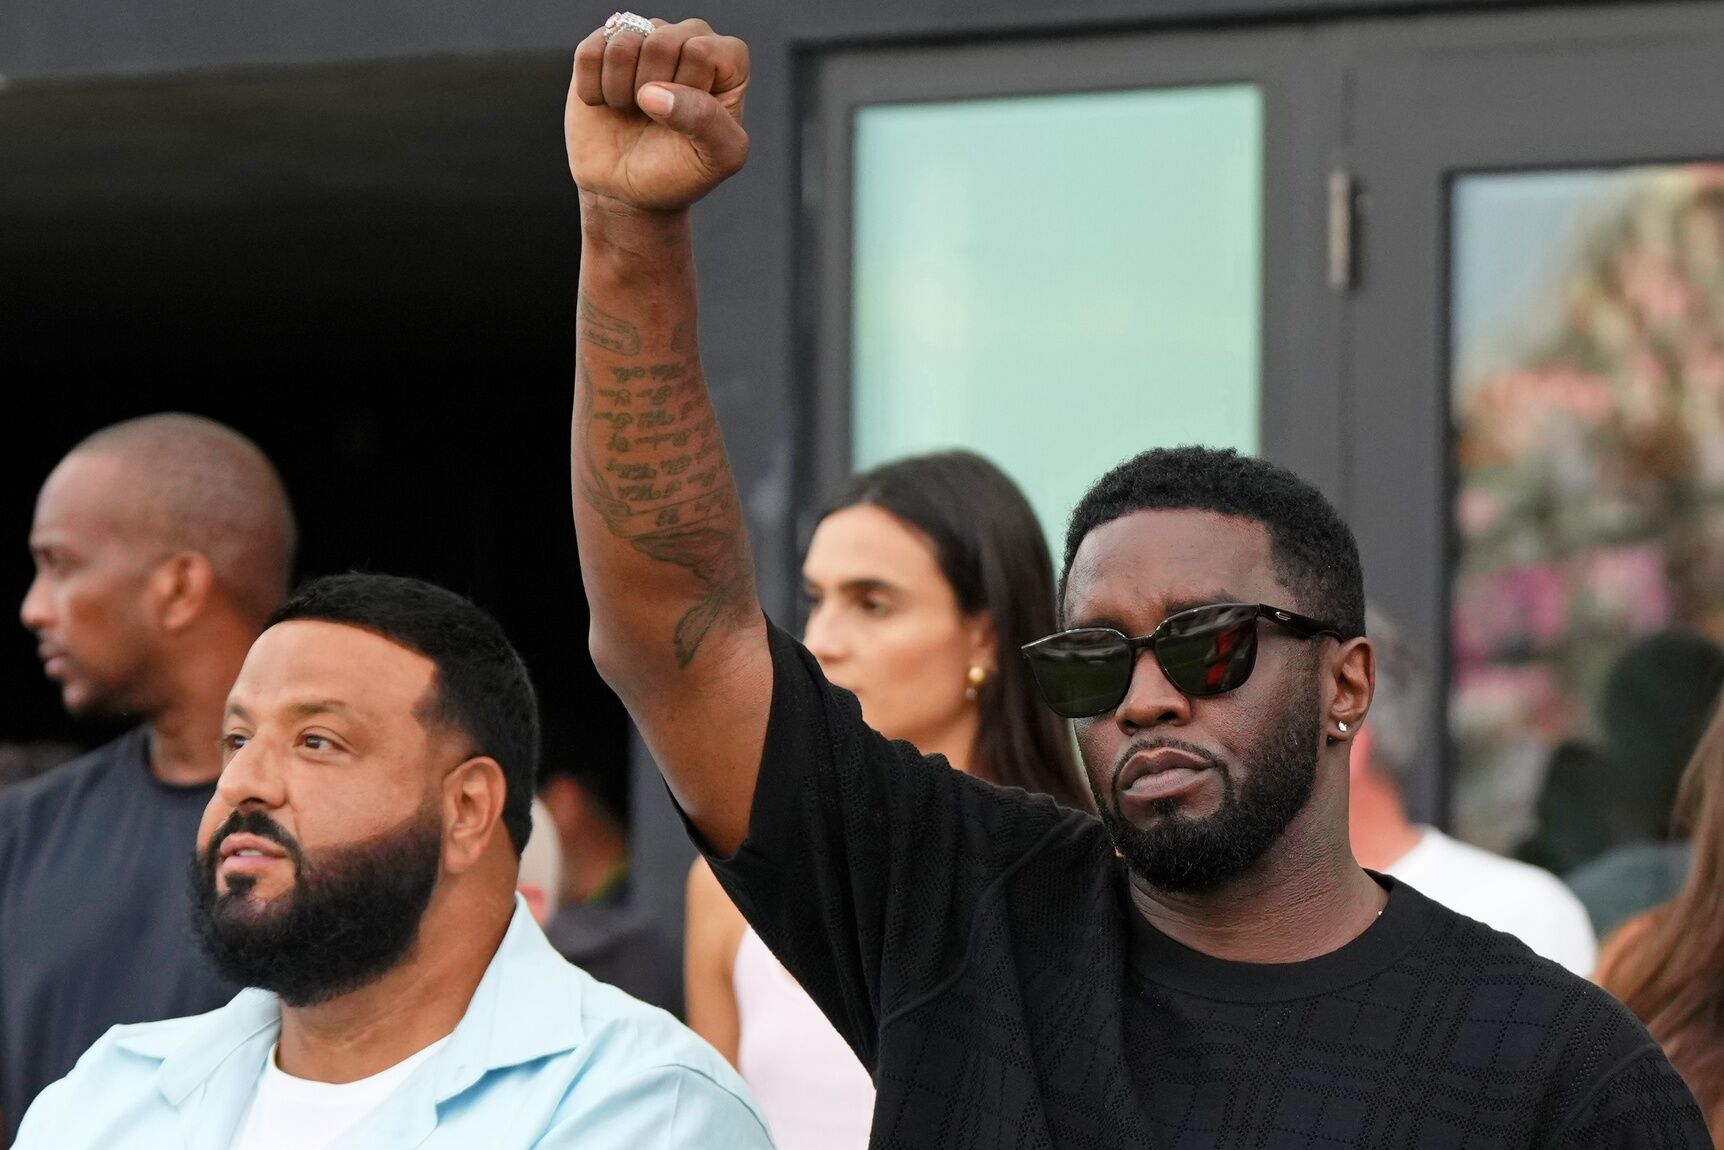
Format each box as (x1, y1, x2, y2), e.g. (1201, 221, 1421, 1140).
(697, 623, 1711, 1149)
(0, 729, 237, 1142)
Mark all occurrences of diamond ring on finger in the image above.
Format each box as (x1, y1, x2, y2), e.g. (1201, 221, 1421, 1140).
(602, 11, 655, 41)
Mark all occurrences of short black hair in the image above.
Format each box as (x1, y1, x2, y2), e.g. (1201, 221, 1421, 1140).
(269, 573, 540, 855)
(1062, 446, 1365, 639)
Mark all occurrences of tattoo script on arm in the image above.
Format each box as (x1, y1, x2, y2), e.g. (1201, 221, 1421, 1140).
(576, 296, 751, 668)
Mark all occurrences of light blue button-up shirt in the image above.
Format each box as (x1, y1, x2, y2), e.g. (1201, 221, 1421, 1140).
(16, 896, 773, 1149)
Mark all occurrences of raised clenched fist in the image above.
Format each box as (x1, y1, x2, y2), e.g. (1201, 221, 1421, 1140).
(565, 16, 751, 212)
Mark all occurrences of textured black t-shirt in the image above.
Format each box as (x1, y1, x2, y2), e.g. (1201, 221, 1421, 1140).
(0, 729, 237, 1142)
(698, 624, 1711, 1149)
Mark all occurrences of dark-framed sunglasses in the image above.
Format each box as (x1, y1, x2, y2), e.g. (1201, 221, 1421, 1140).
(1021, 602, 1342, 718)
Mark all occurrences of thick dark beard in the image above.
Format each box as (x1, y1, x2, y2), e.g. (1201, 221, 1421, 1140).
(191, 805, 443, 1008)
(1096, 664, 1323, 894)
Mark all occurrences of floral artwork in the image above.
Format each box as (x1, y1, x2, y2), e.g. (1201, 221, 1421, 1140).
(1450, 164, 1724, 852)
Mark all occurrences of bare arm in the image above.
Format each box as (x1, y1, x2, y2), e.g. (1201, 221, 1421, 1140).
(566, 18, 770, 855)
(684, 858, 747, 1066)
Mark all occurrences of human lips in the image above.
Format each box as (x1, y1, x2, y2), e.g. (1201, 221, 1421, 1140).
(217, 832, 290, 875)
(1115, 747, 1216, 807)
(37, 644, 68, 679)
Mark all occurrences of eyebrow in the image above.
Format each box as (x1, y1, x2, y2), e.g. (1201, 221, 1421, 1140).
(1163, 589, 1245, 616)
(805, 577, 902, 596)
(1067, 588, 1243, 634)
(224, 699, 368, 724)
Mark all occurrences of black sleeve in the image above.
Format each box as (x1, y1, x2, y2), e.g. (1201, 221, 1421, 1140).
(1550, 1043, 1715, 1149)
(691, 620, 1080, 1069)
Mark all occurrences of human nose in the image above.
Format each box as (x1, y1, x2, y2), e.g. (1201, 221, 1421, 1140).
(19, 573, 51, 634)
(802, 601, 846, 666)
(214, 737, 289, 813)
(1111, 644, 1192, 732)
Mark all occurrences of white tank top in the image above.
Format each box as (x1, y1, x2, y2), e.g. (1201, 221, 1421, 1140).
(733, 926, 875, 1150)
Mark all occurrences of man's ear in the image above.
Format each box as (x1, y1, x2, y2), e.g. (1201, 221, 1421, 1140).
(149, 551, 217, 634)
(1328, 636, 1374, 745)
(443, 756, 508, 874)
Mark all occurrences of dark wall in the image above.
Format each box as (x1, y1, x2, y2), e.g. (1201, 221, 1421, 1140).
(1, 56, 628, 789)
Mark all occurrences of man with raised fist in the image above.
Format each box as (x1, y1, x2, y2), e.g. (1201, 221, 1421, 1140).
(568, 16, 1708, 1148)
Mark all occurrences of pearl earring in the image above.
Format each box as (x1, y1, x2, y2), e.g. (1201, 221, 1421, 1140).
(964, 665, 988, 702)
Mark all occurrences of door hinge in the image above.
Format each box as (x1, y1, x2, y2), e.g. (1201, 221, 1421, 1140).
(1328, 169, 1356, 293)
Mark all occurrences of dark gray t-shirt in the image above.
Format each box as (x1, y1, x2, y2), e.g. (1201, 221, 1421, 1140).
(544, 883, 686, 1019)
(0, 729, 236, 1141)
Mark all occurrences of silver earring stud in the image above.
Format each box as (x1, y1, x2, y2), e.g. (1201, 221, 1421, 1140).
(1337, 721, 1350, 733)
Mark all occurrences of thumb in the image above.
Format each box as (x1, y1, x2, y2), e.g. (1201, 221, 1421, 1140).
(637, 83, 749, 175)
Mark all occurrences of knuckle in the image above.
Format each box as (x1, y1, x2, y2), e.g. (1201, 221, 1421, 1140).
(601, 35, 631, 64)
(711, 131, 749, 176)
(573, 38, 604, 67)
(638, 34, 679, 69)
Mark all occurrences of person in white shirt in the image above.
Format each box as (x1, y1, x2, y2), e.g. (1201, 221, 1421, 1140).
(1348, 606, 1598, 975)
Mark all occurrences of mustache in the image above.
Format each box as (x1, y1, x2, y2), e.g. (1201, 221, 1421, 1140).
(203, 809, 307, 871)
(1110, 736, 1227, 790)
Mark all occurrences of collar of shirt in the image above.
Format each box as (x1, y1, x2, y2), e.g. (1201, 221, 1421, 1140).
(113, 895, 583, 1150)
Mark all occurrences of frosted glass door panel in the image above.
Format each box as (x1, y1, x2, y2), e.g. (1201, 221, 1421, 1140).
(1449, 164, 1724, 857)
(852, 86, 1262, 552)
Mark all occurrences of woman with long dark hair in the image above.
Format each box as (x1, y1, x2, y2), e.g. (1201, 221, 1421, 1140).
(685, 450, 1088, 1149)
(1595, 692, 1724, 1139)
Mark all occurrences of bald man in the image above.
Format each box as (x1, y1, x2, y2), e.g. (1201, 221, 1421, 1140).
(2, 413, 297, 1143)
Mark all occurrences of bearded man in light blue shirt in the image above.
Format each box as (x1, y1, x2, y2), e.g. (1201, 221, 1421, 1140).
(15, 573, 771, 1150)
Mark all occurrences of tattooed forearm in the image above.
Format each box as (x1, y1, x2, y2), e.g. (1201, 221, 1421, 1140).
(579, 296, 642, 356)
(575, 297, 751, 668)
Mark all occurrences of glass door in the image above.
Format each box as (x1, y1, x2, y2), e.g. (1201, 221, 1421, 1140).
(849, 84, 1264, 558)
(801, 26, 1342, 565)
(1344, 3, 1724, 844)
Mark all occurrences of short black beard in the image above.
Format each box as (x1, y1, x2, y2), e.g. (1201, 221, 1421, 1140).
(191, 805, 442, 1007)
(1095, 665, 1322, 894)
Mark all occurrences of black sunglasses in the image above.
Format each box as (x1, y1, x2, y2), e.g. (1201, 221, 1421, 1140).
(1021, 602, 1342, 718)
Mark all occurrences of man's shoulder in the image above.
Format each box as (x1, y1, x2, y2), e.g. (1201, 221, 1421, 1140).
(521, 962, 768, 1139)
(15, 999, 246, 1140)
(1385, 885, 1697, 1128)
(568, 965, 737, 1076)
(0, 730, 144, 839)
(85, 1010, 219, 1064)
(1408, 884, 1648, 1038)
(489, 914, 742, 1090)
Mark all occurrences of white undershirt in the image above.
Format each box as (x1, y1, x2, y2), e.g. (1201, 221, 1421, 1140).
(228, 1036, 449, 1150)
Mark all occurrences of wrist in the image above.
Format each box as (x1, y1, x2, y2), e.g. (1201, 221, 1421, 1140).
(579, 192, 692, 254)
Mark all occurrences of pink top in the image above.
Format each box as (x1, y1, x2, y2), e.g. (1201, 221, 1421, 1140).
(733, 926, 876, 1149)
